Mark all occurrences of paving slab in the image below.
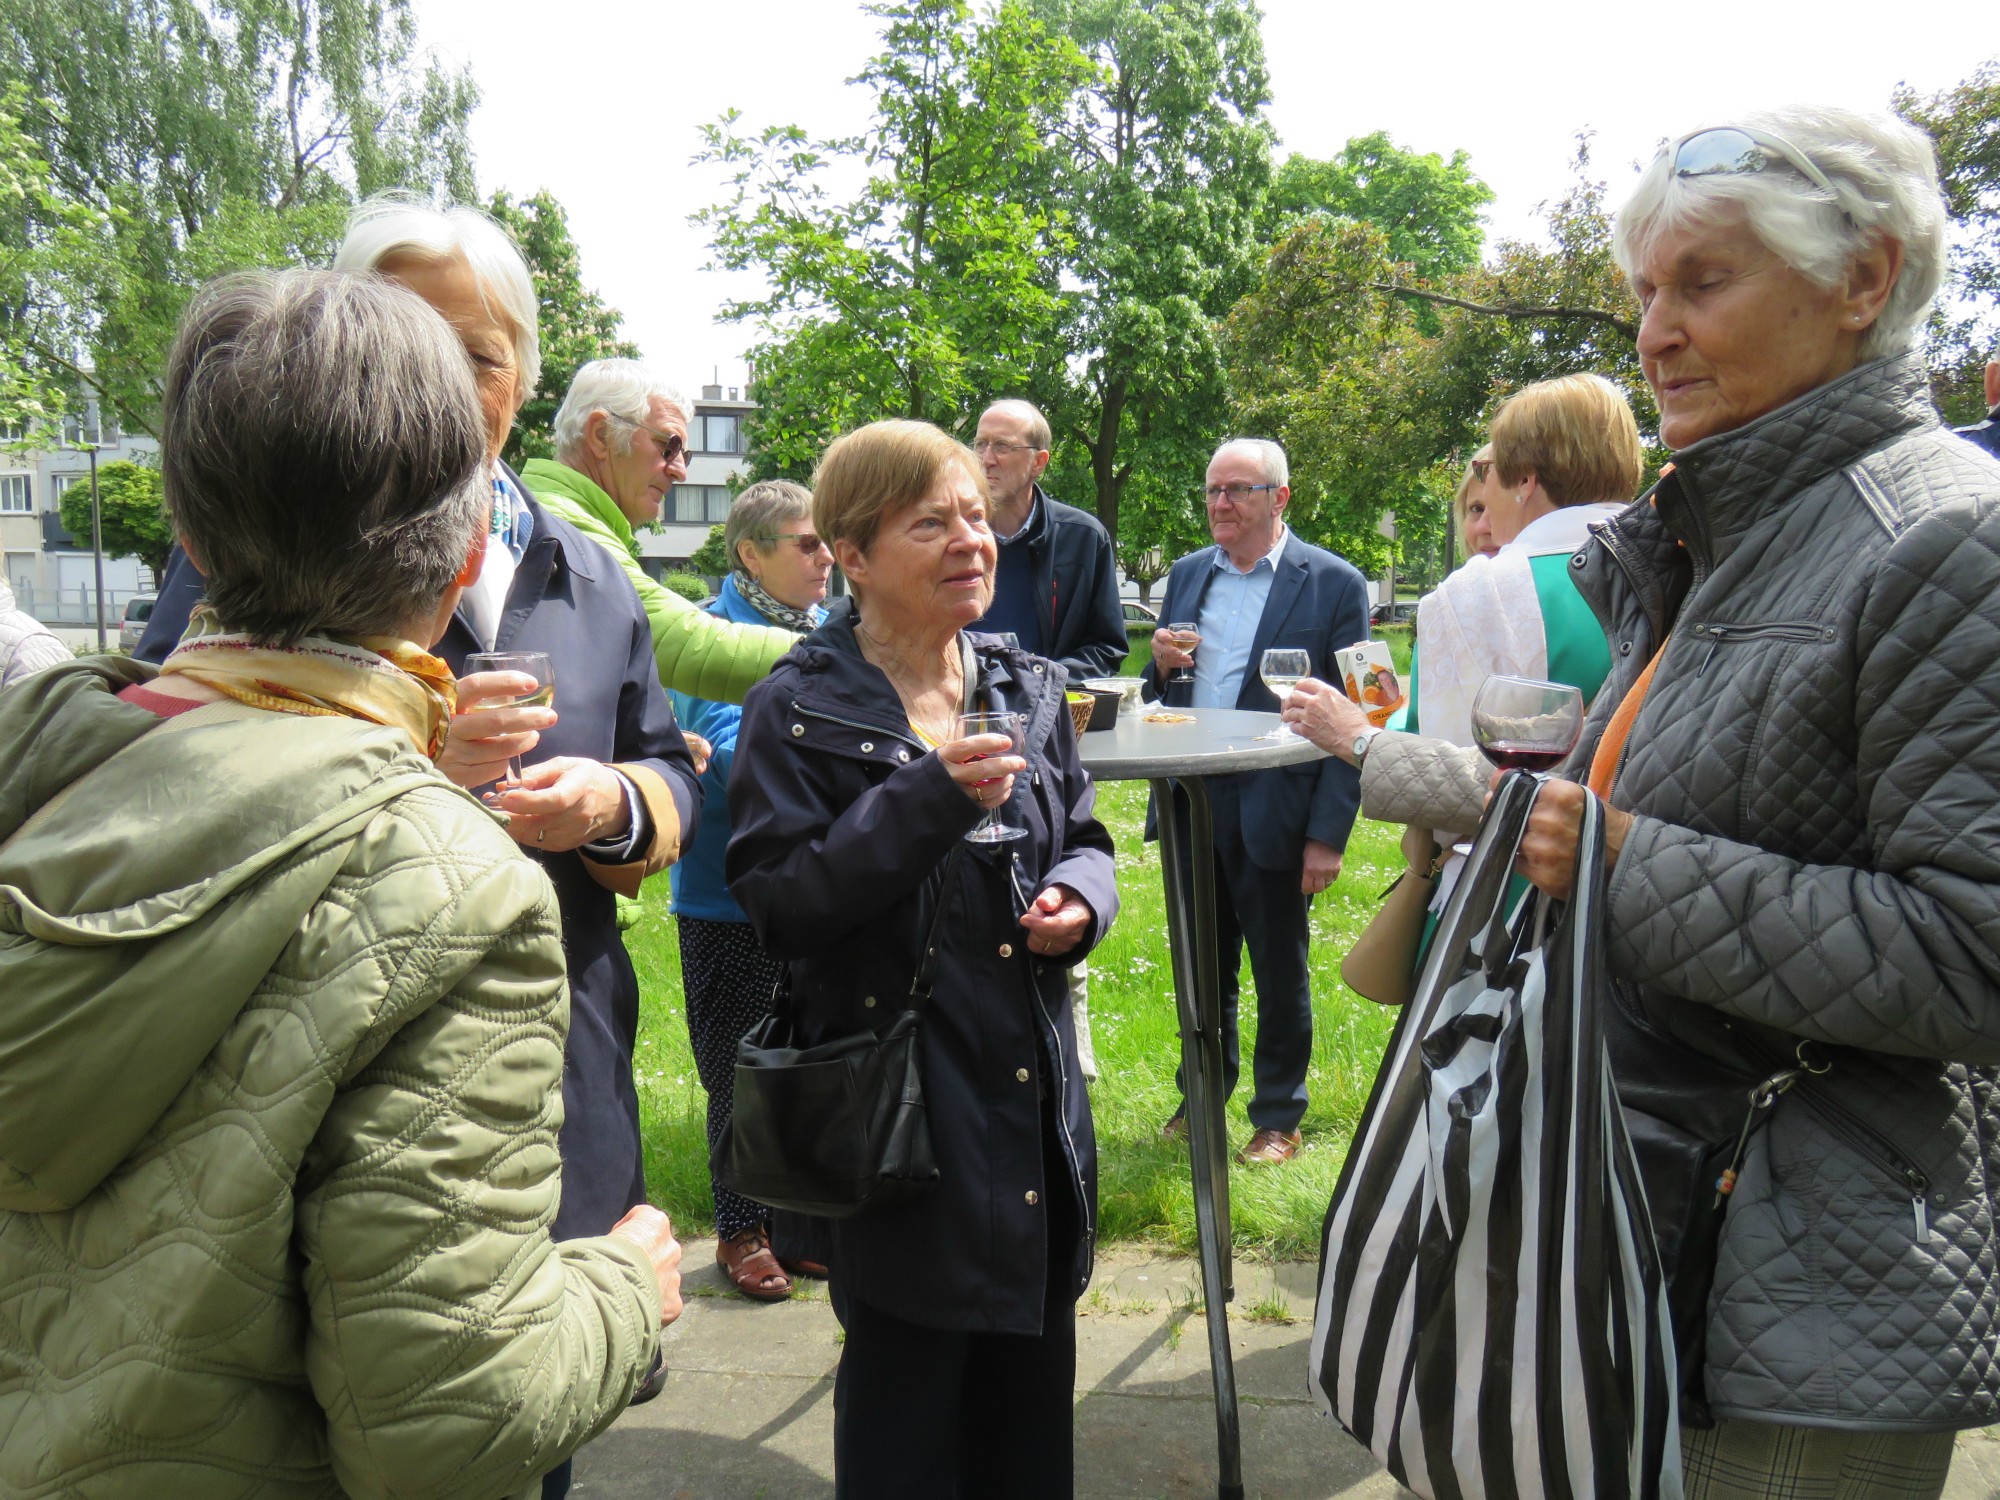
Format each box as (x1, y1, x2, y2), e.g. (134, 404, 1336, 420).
(574, 1241, 2000, 1499)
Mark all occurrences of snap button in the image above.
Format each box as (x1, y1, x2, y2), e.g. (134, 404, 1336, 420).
(1032, 664, 1044, 673)
(896, 749, 910, 761)
(1015, 1067, 1030, 1083)
(1693, 624, 1708, 635)
(1024, 1190, 1040, 1206)
(998, 943, 1014, 958)
(863, 995, 877, 1008)
(860, 741, 874, 752)
(790, 723, 805, 737)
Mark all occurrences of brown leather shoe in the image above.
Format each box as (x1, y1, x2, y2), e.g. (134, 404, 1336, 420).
(716, 1227, 793, 1301)
(1159, 1112, 1188, 1144)
(1235, 1128, 1303, 1166)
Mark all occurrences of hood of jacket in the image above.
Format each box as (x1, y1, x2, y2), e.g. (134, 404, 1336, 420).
(0, 659, 458, 1212)
(518, 457, 641, 561)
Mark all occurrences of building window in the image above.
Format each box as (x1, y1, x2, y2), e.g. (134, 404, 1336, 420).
(670, 484, 732, 524)
(699, 414, 742, 454)
(50, 473, 83, 504)
(0, 475, 29, 513)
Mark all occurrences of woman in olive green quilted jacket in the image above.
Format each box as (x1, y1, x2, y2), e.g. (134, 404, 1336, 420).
(0, 270, 678, 1499)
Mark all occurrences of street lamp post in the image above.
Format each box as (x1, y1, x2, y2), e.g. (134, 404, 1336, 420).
(86, 436, 104, 651)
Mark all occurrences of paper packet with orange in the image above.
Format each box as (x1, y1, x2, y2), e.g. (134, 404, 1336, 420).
(1333, 640, 1406, 728)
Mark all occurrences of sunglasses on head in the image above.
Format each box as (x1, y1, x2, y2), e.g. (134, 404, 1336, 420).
(1665, 126, 1852, 223)
(1469, 458, 1493, 483)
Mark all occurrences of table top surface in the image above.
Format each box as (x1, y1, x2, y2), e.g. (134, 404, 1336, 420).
(1076, 707, 1330, 781)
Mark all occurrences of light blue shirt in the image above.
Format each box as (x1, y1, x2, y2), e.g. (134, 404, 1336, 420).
(1192, 527, 1288, 708)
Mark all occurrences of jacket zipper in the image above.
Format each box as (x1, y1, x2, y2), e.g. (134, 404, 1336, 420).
(1795, 1076, 1934, 1241)
(1692, 621, 1831, 674)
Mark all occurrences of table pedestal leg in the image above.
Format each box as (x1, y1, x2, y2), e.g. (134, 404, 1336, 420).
(1152, 775, 1243, 1500)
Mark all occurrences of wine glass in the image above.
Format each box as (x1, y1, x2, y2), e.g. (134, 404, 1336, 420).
(957, 710, 1029, 843)
(464, 650, 555, 786)
(1257, 647, 1311, 741)
(1471, 674, 1583, 776)
(1166, 622, 1201, 684)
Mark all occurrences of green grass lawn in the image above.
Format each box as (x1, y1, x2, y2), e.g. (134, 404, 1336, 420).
(626, 781, 1407, 1261)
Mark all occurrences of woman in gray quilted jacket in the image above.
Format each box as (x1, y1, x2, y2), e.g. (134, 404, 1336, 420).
(1288, 106, 2000, 1498)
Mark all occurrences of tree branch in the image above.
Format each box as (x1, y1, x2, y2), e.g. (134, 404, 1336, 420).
(1368, 281, 1637, 341)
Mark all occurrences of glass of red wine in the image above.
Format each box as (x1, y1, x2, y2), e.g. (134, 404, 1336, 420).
(957, 710, 1030, 843)
(1472, 674, 1584, 776)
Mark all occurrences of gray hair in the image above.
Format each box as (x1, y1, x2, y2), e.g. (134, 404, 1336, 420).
(553, 359, 693, 460)
(724, 480, 814, 575)
(1613, 106, 1947, 361)
(1212, 437, 1289, 490)
(332, 193, 542, 398)
(161, 269, 489, 647)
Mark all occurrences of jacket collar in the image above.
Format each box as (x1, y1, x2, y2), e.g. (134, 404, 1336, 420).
(1657, 350, 1936, 572)
(516, 457, 635, 562)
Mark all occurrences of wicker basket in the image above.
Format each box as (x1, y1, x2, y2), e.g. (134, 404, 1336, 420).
(1067, 692, 1095, 739)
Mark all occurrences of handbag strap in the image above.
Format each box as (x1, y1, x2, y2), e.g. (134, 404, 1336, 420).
(908, 838, 971, 1007)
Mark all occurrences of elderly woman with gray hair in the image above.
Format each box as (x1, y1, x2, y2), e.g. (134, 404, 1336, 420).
(666, 479, 834, 1299)
(1288, 106, 2000, 1497)
(0, 269, 681, 1498)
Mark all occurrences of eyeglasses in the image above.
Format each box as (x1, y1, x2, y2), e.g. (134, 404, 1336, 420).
(608, 414, 688, 466)
(1469, 458, 1493, 483)
(1666, 126, 1852, 222)
(1203, 482, 1277, 504)
(757, 531, 829, 556)
(973, 438, 1040, 457)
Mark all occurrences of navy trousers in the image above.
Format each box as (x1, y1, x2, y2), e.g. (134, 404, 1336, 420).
(1170, 783, 1314, 1135)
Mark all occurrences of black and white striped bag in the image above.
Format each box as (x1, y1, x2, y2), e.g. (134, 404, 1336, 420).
(1310, 772, 1682, 1500)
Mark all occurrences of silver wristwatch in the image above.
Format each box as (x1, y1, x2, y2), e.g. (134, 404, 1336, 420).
(1351, 726, 1383, 767)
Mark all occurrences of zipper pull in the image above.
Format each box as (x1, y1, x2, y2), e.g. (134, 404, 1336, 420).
(1908, 1171, 1932, 1241)
(1715, 1068, 1804, 1208)
(1700, 638, 1721, 675)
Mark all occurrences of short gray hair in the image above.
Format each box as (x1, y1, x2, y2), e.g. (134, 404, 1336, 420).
(1212, 437, 1289, 490)
(724, 480, 813, 575)
(1614, 106, 1947, 361)
(333, 193, 542, 398)
(980, 398, 1050, 451)
(553, 359, 693, 460)
(162, 269, 489, 647)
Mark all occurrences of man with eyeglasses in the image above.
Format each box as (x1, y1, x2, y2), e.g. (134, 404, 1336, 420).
(1140, 438, 1369, 1166)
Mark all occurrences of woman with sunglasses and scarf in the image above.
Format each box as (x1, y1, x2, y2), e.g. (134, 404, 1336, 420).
(665, 480, 835, 1301)
(1290, 107, 1998, 1497)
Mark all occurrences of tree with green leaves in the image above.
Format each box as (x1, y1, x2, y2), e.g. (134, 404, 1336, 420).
(0, 0, 475, 433)
(696, 0, 1088, 479)
(55, 459, 172, 575)
(1269, 132, 1492, 282)
(487, 189, 639, 468)
(689, 524, 733, 578)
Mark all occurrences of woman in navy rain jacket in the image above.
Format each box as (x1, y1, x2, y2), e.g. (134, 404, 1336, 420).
(726, 420, 1118, 1500)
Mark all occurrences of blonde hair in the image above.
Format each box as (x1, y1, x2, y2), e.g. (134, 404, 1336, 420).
(1490, 374, 1642, 506)
(813, 420, 985, 555)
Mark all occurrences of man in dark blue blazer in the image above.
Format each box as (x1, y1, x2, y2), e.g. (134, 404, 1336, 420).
(1141, 439, 1370, 1165)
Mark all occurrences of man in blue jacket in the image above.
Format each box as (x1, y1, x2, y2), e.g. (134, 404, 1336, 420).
(1142, 438, 1369, 1165)
(1954, 356, 2000, 459)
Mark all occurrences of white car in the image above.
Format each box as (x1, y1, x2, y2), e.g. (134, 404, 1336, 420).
(118, 595, 157, 654)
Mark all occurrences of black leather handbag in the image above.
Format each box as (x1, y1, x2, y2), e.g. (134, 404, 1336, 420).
(711, 845, 964, 1219)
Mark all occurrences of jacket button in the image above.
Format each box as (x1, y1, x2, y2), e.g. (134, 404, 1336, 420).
(896, 749, 910, 762)
(1025, 1190, 1040, 1206)
(860, 741, 874, 753)
(998, 943, 1014, 957)
(863, 995, 877, 1008)
(790, 723, 805, 737)
(1618, 641, 1632, 655)
(1015, 1067, 1030, 1083)
(1032, 664, 1044, 673)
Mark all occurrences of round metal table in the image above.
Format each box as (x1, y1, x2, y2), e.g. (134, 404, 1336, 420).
(1077, 707, 1328, 1500)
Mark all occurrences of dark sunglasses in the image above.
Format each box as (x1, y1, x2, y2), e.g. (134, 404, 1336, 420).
(1666, 126, 1851, 222)
(609, 413, 687, 465)
(757, 531, 829, 556)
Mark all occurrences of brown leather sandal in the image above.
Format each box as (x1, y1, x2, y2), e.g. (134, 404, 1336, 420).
(716, 1227, 793, 1302)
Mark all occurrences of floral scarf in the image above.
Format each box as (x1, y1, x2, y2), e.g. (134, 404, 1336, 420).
(156, 606, 458, 760)
(735, 571, 823, 635)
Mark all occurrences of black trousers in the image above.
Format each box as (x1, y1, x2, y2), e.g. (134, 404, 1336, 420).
(677, 915, 784, 1239)
(1170, 789, 1314, 1134)
(829, 1129, 1081, 1498)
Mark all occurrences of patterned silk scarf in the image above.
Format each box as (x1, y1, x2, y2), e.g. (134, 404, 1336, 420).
(734, 571, 822, 635)
(156, 606, 458, 759)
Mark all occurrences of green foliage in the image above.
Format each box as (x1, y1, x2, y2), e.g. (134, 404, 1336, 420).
(1270, 132, 1492, 282)
(661, 571, 711, 604)
(688, 524, 734, 578)
(487, 189, 639, 468)
(0, 0, 477, 435)
(55, 458, 173, 574)
(696, 0, 1089, 478)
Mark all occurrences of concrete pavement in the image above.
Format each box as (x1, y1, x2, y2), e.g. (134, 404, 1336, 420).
(574, 1242, 2000, 1499)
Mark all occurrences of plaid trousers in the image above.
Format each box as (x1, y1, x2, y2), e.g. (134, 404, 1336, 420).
(1683, 1419, 1955, 1500)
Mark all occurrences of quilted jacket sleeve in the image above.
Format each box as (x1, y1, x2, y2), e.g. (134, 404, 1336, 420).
(1606, 499, 2000, 1062)
(1358, 732, 1491, 837)
(296, 795, 660, 1500)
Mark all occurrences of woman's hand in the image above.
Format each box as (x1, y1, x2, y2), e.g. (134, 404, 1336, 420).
(1506, 774, 1634, 900)
(1282, 677, 1373, 761)
(488, 757, 632, 851)
(608, 1204, 684, 1328)
(682, 731, 713, 776)
(937, 731, 1025, 812)
(1020, 883, 1093, 958)
(441, 671, 557, 789)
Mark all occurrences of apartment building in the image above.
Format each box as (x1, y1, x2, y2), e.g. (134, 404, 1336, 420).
(634, 382, 754, 582)
(0, 403, 157, 626)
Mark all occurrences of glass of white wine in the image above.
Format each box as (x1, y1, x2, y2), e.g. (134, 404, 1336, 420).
(1258, 647, 1311, 741)
(464, 650, 555, 786)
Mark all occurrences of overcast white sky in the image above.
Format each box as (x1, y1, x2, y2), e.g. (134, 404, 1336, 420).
(411, 0, 1984, 396)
